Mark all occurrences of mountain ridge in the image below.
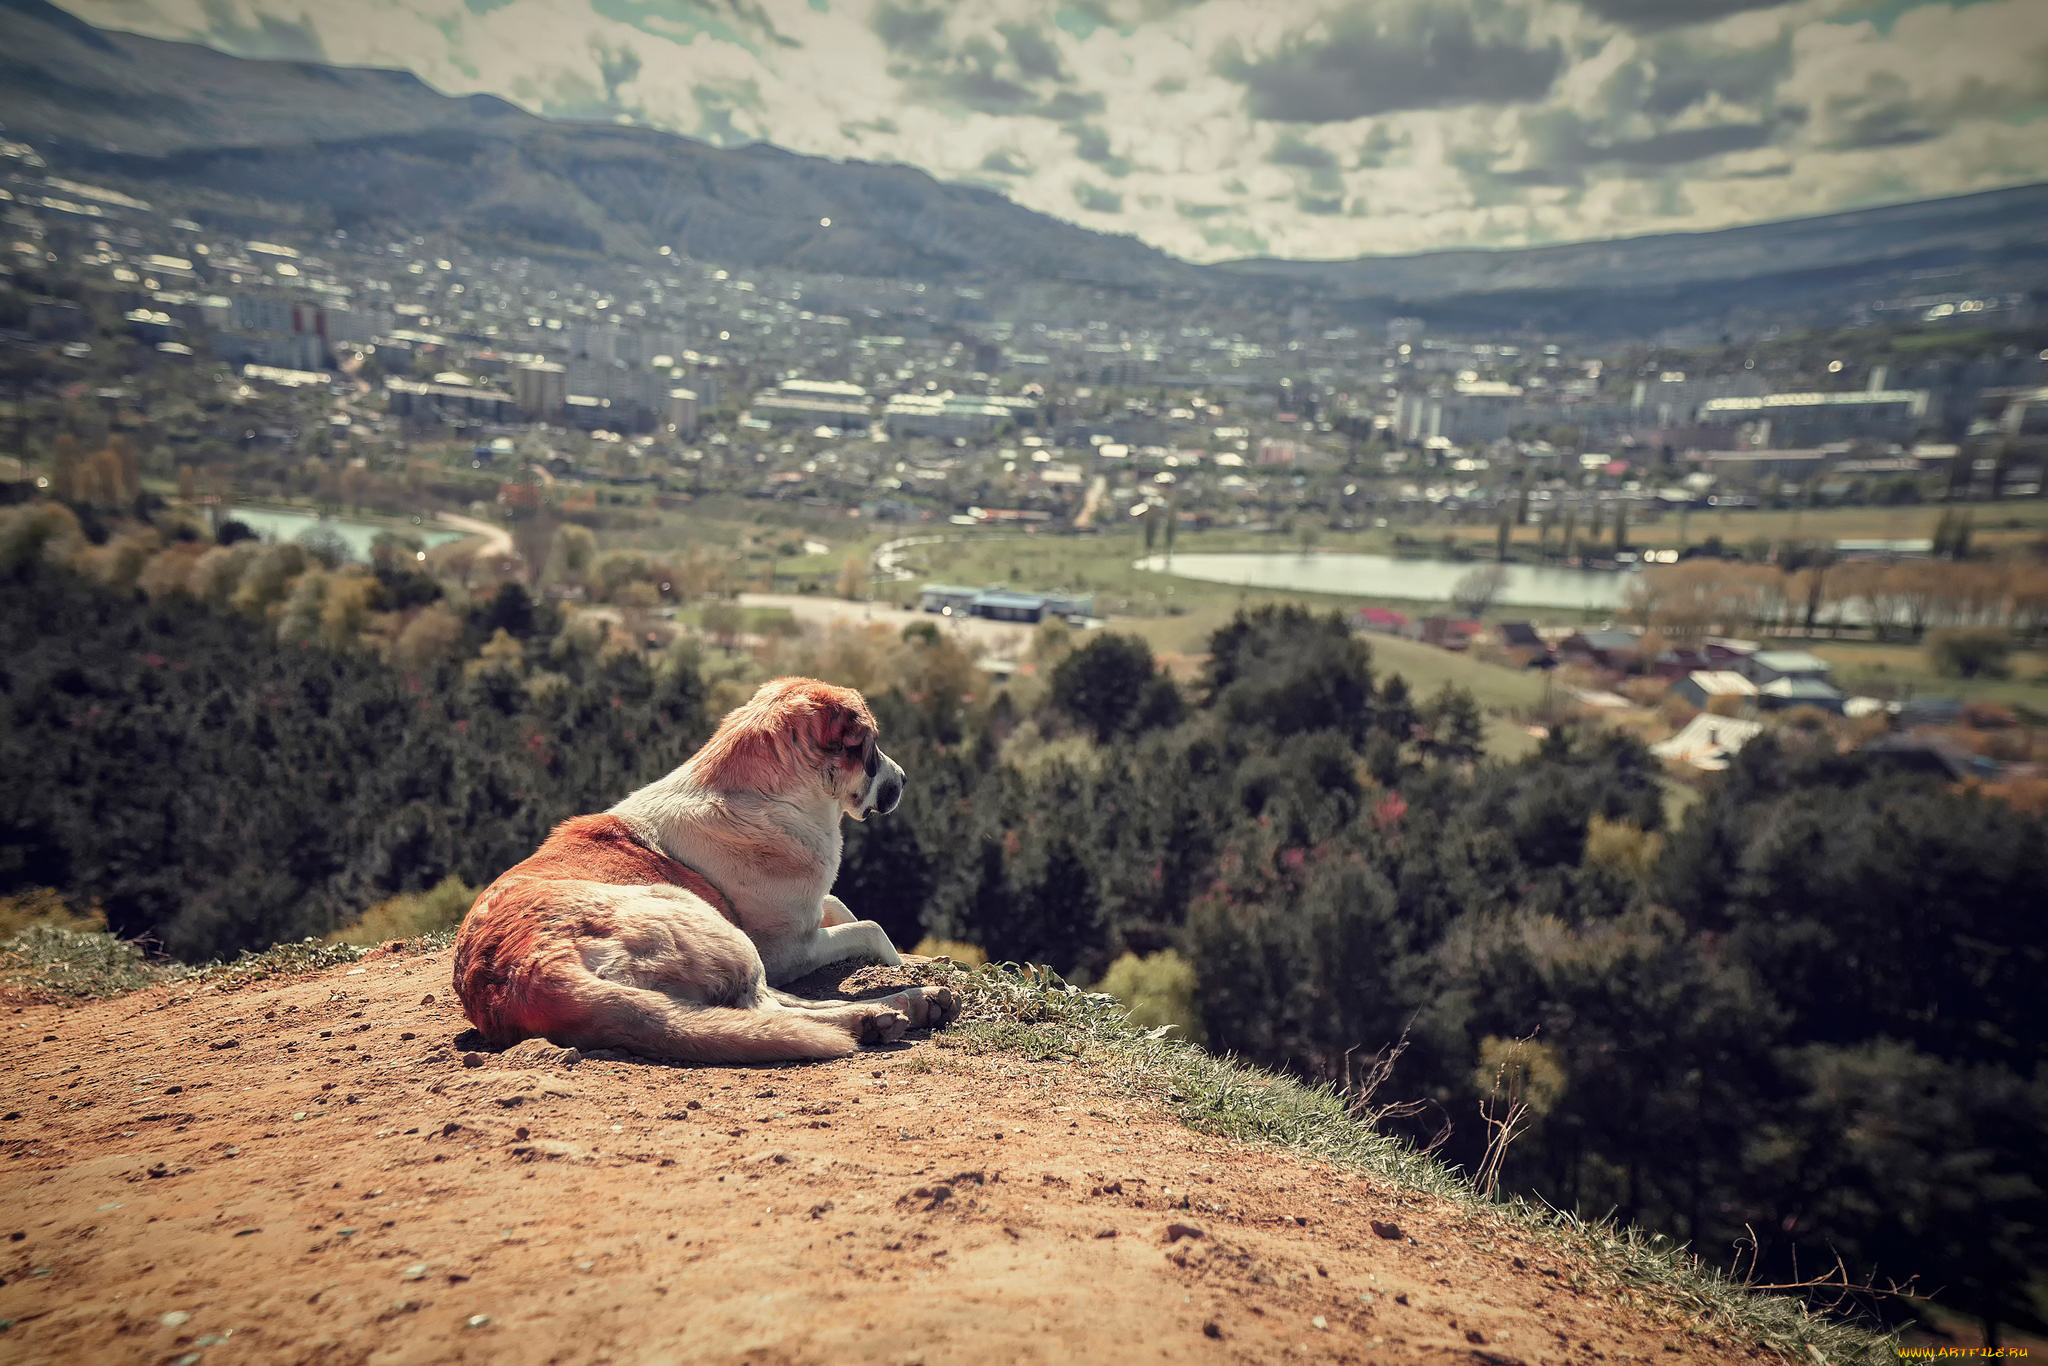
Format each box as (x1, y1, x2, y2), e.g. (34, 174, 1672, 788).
(1208, 181, 2048, 296)
(4, 0, 2046, 332)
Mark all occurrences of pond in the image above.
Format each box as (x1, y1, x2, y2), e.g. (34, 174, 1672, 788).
(1134, 551, 1634, 612)
(228, 508, 465, 563)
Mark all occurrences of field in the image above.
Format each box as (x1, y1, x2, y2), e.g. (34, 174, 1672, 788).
(1798, 639, 2048, 715)
(1442, 498, 2048, 555)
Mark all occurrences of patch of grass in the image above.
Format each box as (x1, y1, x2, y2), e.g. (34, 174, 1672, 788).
(191, 937, 370, 990)
(0, 925, 191, 1002)
(942, 961, 1897, 1366)
(672, 604, 800, 635)
(1, 926, 465, 1003)
(0, 888, 107, 938)
(191, 929, 459, 990)
(1804, 639, 2048, 714)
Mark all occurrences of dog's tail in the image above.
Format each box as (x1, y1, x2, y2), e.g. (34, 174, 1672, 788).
(547, 975, 864, 1064)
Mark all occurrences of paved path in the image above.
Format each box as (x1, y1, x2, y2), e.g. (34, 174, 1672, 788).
(435, 510, 515, 561)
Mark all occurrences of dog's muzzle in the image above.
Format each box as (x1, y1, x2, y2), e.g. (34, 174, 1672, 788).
(864, 751, 905, 818)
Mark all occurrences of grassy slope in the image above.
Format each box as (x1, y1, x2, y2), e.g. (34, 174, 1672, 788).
(0, 925, 1896, 1363)
(951, 965, 1896, 1365)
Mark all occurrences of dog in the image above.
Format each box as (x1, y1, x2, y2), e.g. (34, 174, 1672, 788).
(452, 677, 959, 1063)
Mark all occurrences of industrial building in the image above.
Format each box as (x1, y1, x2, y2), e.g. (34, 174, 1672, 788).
(1698, 389, 1933, 447)
(918, 583, 1095, 623)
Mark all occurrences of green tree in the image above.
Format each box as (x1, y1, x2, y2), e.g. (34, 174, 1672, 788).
(1204, 605, 1375, 742)
(1927, 628, 2012, 679)
(1418, 684, 1484, 763)
(1050, 632, 1159, 743)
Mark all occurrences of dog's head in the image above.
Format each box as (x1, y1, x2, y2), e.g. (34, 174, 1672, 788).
(698, 677, 905, 820)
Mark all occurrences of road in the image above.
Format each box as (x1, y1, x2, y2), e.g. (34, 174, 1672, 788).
(868, 533, 950, 584)
(435, 510, 515, 562)
(1073, 473, 1109, 531)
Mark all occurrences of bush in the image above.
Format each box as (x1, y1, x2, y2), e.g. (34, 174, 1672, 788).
(1205, 605, 1376, 742)
(326, 875, 477, 946)
(1927, 628, 2013, 680)
(1050, 633, 1159, 742)
(1583, 815, 1664, 882)
(1096, 948, 1205, 1045)
(1451, 563, 1509, 617)
(0, 887, 105, 938)
(911, 937, 988, 967)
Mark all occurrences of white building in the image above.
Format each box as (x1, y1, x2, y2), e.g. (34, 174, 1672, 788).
(750, 378, 873, 431)
(882, 391, 1036, 440)
(1699, 390, 1933, 447)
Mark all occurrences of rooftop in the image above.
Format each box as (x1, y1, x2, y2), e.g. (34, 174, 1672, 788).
(1751, 650, 1831, 672)
(1760, 677, 1845, 699)
(1684, 670, 1756, 695)
(1701, 390, 1929, 412)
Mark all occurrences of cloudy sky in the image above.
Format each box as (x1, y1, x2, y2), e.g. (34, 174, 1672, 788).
(57, 0, 2048, 262)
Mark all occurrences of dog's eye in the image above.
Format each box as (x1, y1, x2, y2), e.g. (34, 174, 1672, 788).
(863, 749, 879, 778)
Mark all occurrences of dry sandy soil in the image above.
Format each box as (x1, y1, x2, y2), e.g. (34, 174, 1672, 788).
(2, 946, 1779, 1365)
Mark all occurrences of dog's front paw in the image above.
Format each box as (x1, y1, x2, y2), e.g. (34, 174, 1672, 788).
(884, 984, 961, 1030)
(920, 984, 962, 1029)
(858, 1006, 908, 1047)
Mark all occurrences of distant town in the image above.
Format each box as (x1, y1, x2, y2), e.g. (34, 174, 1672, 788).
(4, 124, 2046, 790)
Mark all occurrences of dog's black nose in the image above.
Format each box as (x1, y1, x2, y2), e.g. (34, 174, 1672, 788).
(875, 777, 903, 816)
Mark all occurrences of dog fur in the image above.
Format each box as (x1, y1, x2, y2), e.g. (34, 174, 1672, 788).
(452, 677, 957, 1063)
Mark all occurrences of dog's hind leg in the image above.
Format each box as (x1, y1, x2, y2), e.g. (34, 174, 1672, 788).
(764, 984, 962, 1031)
(546, 970, 908, 1063)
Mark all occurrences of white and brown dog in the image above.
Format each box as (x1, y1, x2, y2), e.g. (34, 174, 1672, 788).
(453, 677, 958, 1063)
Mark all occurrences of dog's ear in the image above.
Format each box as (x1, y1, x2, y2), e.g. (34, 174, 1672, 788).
(812, 688, 876, 758)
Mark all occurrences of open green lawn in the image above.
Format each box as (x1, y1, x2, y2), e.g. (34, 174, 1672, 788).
(1445, 499, 2048, 555)
(1797, 639, 2048, 715)
(1367, 633, 1552, 758)
(1119, 605, 1551, 758)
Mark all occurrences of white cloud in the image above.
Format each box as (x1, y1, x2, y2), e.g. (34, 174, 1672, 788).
(55, 0, 2048, 260)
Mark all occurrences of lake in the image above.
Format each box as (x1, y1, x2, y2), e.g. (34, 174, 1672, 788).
(1135, 551, 1634, 612)
(229, 508, 465, 562)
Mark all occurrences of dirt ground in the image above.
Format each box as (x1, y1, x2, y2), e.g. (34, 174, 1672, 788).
(2, 946, 1774, 1365)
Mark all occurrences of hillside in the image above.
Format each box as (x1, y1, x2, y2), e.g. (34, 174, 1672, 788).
(1206, 183, 2048, 336)
(5, 0, 2046, 328)
(0, 0, 1184, 288)
(0, 943, 1882, 1365)
(1209, 183, 2048, 299)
